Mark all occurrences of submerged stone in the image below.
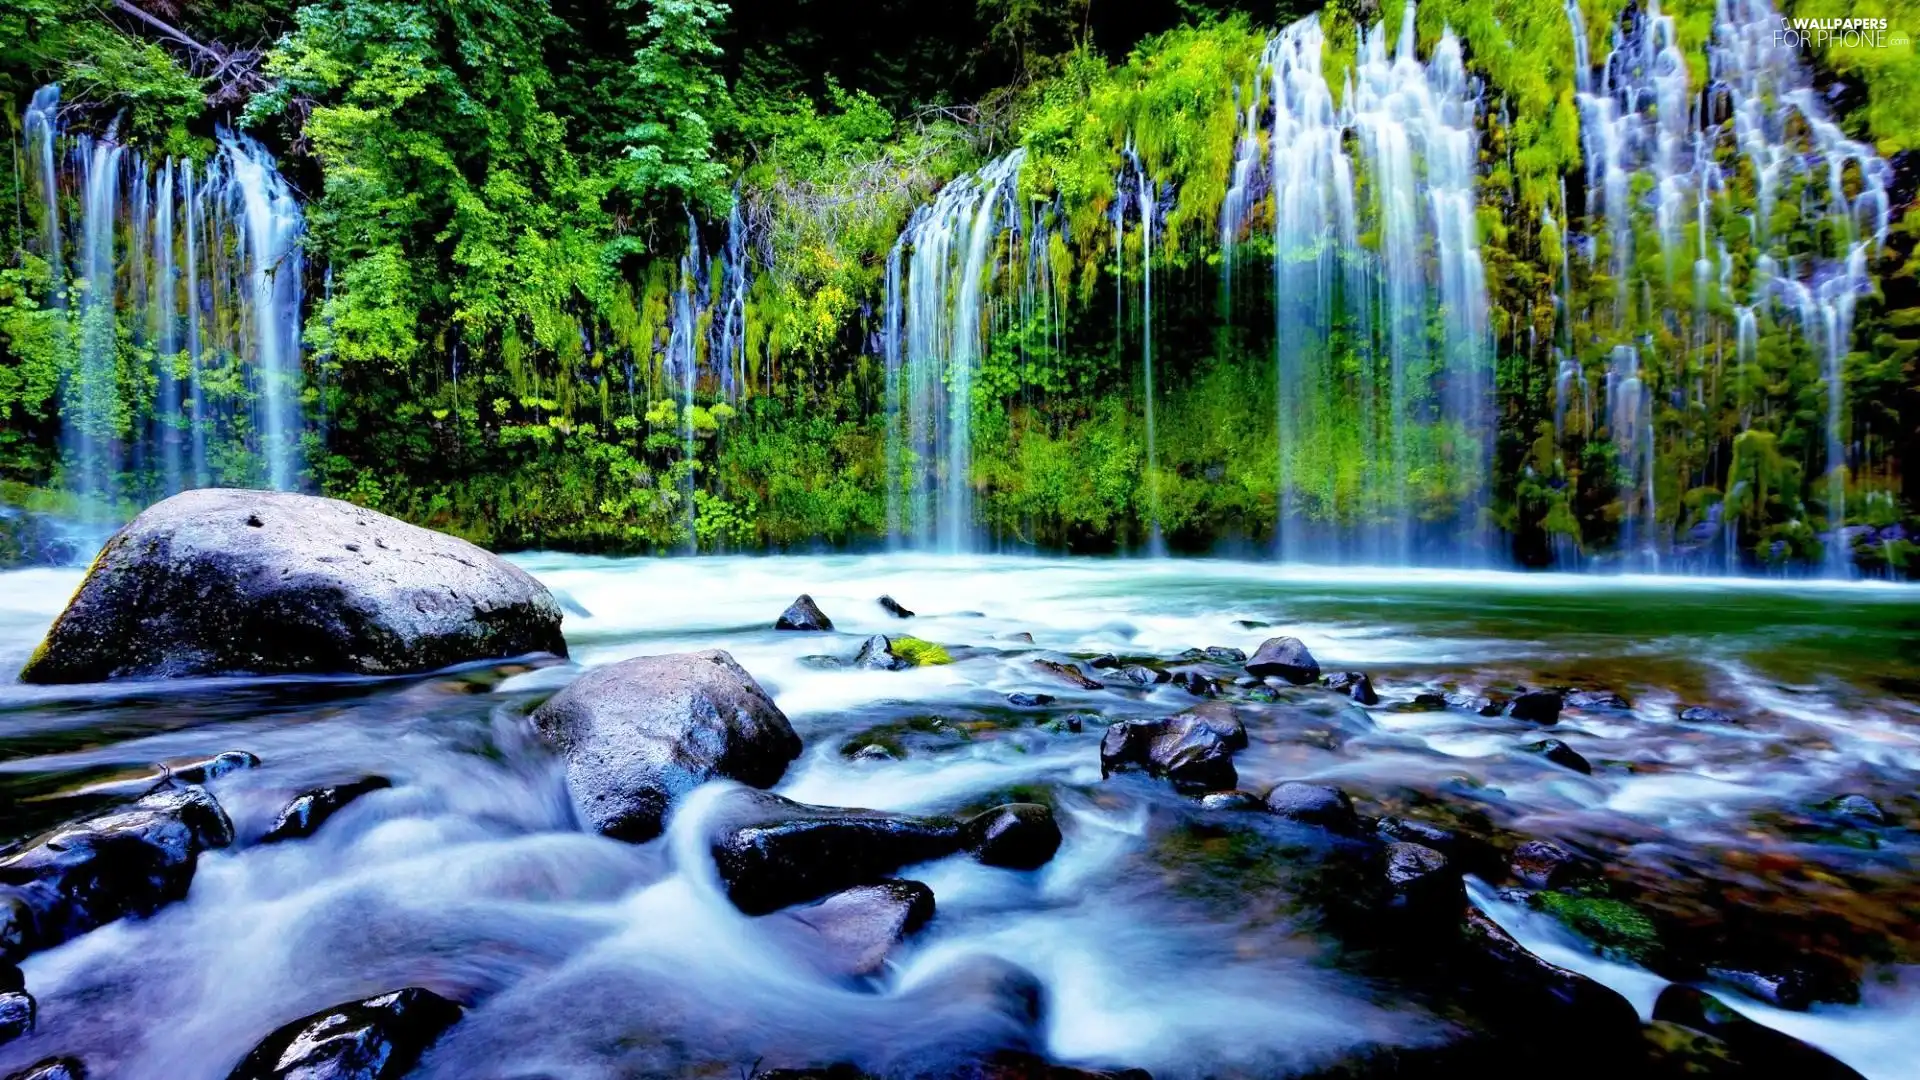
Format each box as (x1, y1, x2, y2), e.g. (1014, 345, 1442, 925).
(1322, 670, 1379, 705)
(1525, 738, 1592, 774)
(877, 595, 915, 618)
(1030, 659, 1101, 690)
(224, 987, 462, 1080)
(262, 776, 394, 843)
(775, 594, 834, 631)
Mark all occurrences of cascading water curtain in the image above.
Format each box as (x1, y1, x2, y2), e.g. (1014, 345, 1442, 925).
(1221, 7, 1494, 566)
(20, 85, 308, 519)
(1559, 0, 1891, 575)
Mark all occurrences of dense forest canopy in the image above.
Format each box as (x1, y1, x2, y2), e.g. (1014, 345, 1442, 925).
(0, 0, 1916, 572)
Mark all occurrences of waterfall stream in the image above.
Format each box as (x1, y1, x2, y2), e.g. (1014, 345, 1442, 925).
(20, 86, 306, 518)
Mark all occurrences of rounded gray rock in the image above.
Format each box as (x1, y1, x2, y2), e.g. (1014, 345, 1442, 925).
(19, 489, 566, 683)
(532, 650, 802, 842)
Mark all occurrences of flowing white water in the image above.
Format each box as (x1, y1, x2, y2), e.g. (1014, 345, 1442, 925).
(0, 555, 1916, 1077)
(20, 86, 308, 513)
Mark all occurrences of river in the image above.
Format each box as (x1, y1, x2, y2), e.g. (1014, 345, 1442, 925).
(1, 555, 1917, 1078)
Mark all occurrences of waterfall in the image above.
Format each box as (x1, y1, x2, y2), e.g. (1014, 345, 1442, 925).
(1241, 9, 1491, 564)
(671, 212, 704, 551)
(20, 86, 307, 517)
(711, 189, 750, 400)
(1561, 0, 1891, 574)
(888, 150, 1025, 552)
(1118, 141, 1163, 552)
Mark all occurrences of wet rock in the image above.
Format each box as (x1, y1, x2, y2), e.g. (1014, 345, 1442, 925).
(1679, 705, 1734, 724)
(1244, 636, 1320, 684)
(1030, 659, 1100, 690)
(18, 489, 567, 683)
(1510, 840, 1581, 888)
(1264, 782, 1359, 834)
(1041, 714, 1090, 735)
(1104, 665, 1167, 689)
(1706, 963, 1859, 1011)
(1410, 692, 1448, 709)
(1100, 710, 1248, 793)
(1232, 676, 1261, 689)
(1653, 985, 1866, 1079)
(850, 744, 896, 762)
(1002, 632, 1035, 644)
(1086, 654, 1123, 670)
(1198, 790, 1265, 811)
(1006, 693, 1055, 708)
(1461, 906, 1640, 1034)
(168, 750, 260, 785)
(976, 1054, 1154, 1080)
(1377, 816, 1459, 855)
(0, 784, 232, 962)
(1321, 671, 1378, 705)
(0, 967, 18, 994)
(798, 655, 849, 670)
(0, 990, 33, 1044)
(4, 1061, 82, 1080)
(877, 595, 915, 619)
(1525, 738, 1592, 775)
(775, 594, 834, 631)
(530, 649, 802, 842)
(855, 635, 910, 671)
(707, 790, 1055, 914)
(1508, 690, 1563, 725)
(1167, 670, 1219, 698)
(261, 777, 394, 843)
(224, 987, 462, 1080)
(1202, 646, 1246, 664)
(773, 880, 936, 977)
(1566, 689, 1631, 711)
(1826, 794, 1885, 826)
(1382, 842, 1461, 916)
(960, 804, 1062, 870)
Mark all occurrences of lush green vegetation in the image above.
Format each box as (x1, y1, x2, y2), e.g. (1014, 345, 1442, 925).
(0, 0, 1914, 569)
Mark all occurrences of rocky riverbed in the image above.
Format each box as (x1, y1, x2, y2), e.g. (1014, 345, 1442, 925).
(0, 511, 1917, 1079)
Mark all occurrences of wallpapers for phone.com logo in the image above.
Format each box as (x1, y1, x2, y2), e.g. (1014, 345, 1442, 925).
(1775, 16, 1909, 49)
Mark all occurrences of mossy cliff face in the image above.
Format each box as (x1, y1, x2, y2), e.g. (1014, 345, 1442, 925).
(0, 0, 1913, 572)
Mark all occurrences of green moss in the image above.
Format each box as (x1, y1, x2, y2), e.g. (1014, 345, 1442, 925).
(1534, 892, 1661, 962)
(890, 636, 953, 666)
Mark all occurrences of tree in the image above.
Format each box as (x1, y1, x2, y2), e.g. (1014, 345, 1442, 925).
(618, 0, 732, 215)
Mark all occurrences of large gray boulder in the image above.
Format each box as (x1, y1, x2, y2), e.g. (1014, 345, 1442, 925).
(532, 650, 803, 842)
(18, 489, 566, 683)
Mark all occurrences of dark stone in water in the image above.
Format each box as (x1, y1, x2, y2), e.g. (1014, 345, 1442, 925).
(1264, 782, 1359, 834)
(1526, 738, 1592, 775)
(1653, 985, 1866, 1079)
(1101, 708, 1248, 793)
(1245, 636, 1320, 684)
(18, 489, 567, 683)
(1377, 816, 1459, 855)
(960, 804, 1062, 870)
(0, 967, 19, 994)
(1508, 691, 1563, 725)
(224, 987, 462, 1080)
(1166, 669, 1218, 698)
(530, 649, 802, 842)
(1030, 659, 1101, 690)
(855, 634, 910, 671)
(1322, 671, 1379, 705)
(1002, 632, 1035, 644)
(168, 750, 260, 785)
(706, 789, 1057, 914)
(0, 990, 33, 1045)
(1382, 842, 1461, 916)
(4, 1061, 82, 1080)
(1104, 664, 1167, 689)
(1706, 962, 1859, 1012)
(877, 595, 915, 619)
(1510, 840, 1581, 888)
(1086, 654, 1123, 670)
(1202, 646, 1246, 664)
(1411, 692, 1449, 709)
(0, 784, 232, 963)
(1679, 705, 1735, 724)
(1566, 689, 1631, 711)
(1006, 693, 1055, 707)
(772, 879, 935, 977)
(1461, 905, 1640, 1035)
(1826, 794, 1885, 826)
(775, 594, 834, 631)
(850, 744, 896, 762)
(1233, 619, 1271, 630)
(262, 777, 394, 844)
(1198, 790, 1265, 811)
